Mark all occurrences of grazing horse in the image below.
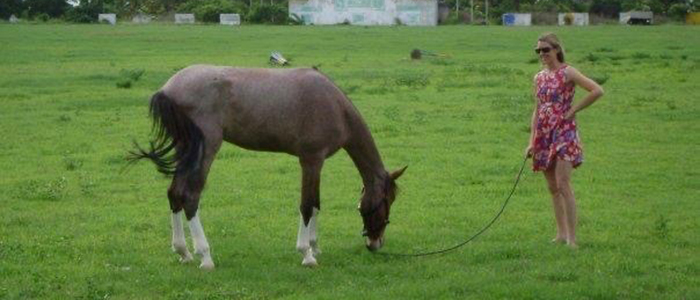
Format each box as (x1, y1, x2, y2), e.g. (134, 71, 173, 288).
(130, 65, 407, 269)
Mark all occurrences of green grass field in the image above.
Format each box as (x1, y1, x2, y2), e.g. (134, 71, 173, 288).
(0, 23, 698, 299)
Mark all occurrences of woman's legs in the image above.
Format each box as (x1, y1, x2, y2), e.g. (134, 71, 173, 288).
(544, 159, 577, 247)
(544, 162, 567, 243)
(554, 159, 577, 247)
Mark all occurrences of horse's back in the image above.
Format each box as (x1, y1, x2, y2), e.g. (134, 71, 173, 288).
(162, 65, 353, 156)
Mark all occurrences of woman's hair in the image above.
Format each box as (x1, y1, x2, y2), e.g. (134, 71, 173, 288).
(538, 32, 565, 63)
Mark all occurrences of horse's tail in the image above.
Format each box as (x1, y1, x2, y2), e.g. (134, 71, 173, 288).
(128, 91, 204, 180)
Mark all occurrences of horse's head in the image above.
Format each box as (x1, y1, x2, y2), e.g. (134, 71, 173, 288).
(359, 166, 407, 252)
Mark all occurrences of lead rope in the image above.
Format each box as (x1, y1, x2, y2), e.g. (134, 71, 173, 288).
(376, 155, 530, 257)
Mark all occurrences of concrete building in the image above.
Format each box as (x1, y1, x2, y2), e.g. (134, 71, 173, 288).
(289, 0, 438, 26)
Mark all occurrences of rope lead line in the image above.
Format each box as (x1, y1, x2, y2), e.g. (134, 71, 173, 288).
(376, 155, 529, 257)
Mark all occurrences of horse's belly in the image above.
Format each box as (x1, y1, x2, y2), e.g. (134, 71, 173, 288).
(222, 127, 297, 154)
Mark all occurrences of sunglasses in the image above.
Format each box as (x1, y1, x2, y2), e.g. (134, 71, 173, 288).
(535, 47, 553, 54)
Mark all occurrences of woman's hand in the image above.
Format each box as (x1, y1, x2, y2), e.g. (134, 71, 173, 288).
(525, 144, 534, 158)
(564, 109, 576, 120)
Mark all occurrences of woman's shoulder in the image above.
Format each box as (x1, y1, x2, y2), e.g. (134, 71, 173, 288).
(562, 65, 583, 83)
(534, 69, 547, 80)
(563, 64, 580, 76)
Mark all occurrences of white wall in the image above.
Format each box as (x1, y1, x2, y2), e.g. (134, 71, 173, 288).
(289, 0, 437, 26)
(502, 13, 531, 26)
(558, 13, 589, 26)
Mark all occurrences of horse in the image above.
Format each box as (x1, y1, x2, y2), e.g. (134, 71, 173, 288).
(129, 65, 407, 269)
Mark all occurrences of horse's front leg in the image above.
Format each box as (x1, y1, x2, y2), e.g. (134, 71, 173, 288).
(296, 156, 324, 267)
(296, 208, 320, 266)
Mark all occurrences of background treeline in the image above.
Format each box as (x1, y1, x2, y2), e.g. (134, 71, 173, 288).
(447, 0, 696, 23)
(0, 0, 291, 24)
(0, 0, 696, 24)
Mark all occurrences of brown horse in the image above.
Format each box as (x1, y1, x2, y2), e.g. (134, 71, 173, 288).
(130, 65, 406, 269)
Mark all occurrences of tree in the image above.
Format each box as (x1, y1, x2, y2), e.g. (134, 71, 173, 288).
(0, 0, 26, 19)
(24, 0, 70, 18)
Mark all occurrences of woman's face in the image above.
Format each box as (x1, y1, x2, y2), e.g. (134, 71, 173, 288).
(536, 41, 558, 65)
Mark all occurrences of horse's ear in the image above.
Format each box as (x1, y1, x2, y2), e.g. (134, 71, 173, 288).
(390, 166, 408, 180)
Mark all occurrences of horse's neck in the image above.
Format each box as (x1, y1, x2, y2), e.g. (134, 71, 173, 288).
(344, 114, 386, 191)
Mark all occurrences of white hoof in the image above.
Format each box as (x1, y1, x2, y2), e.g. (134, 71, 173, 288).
(301, 248, 317, 267)
(199, 259, 215, 271)
(302, 255, 317, 267)
(179, 253, 193, 264)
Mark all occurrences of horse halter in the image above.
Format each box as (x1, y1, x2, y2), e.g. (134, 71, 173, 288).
(360, 196, 391, 237)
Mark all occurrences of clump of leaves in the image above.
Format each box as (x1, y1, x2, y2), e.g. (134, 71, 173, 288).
(595, 47, 615, 53)
(653, 214, 670, 239)
(116, 79, 132, 89)
(121, 68, 145, 81)
(116, 68, 145, 89)
(64, 156, 83, 171)
(632, 52, 651, 59)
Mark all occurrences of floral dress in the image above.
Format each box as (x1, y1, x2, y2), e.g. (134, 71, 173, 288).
(532, 65, 583, 171)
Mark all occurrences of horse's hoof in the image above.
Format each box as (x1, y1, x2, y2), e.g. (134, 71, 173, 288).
(179, 255, 193, 264)
(302, 255, 317, 267)
(199, 260, 215, 271)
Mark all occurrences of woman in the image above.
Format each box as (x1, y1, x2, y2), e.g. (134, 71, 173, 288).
(526, 33, 604, 248)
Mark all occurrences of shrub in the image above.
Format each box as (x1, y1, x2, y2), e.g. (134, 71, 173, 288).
(177, 0, 245, 23)
(667, 3, 689, 21)
(36, 12, 50, 22)
(65, 0, 104, 23)
(246, 3, 288, 24)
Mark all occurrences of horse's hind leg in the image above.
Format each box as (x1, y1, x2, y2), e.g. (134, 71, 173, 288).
(296, 155, 324, 267)
(169, 128, 222, 270)
(170, 209, 193, 263)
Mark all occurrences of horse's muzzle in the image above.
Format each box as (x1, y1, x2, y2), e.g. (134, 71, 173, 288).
(365, 238, 384, 252)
